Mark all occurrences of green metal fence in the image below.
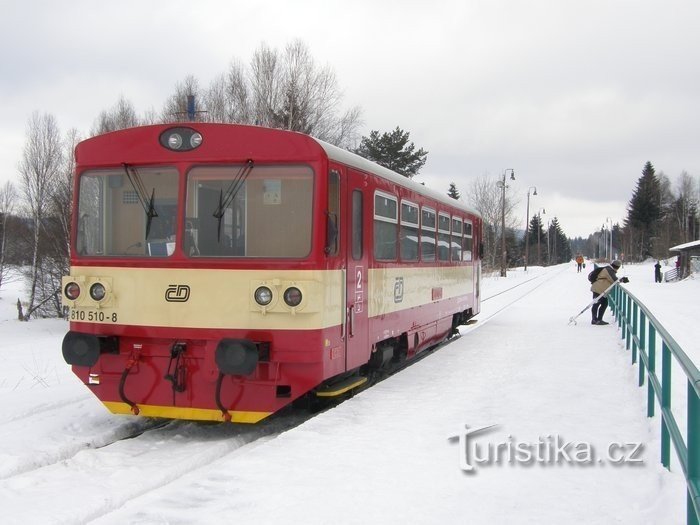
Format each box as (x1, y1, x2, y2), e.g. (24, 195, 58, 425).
(609, 283, 700, 525)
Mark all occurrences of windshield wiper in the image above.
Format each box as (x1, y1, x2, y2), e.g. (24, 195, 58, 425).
(123, 163, 159, 239)
(212, 159, 254, 242)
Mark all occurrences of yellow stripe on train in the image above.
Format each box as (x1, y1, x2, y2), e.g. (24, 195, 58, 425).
(102, 401, 271, 423)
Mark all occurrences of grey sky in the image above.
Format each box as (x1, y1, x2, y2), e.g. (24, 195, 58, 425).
(1, 0, 698, 238)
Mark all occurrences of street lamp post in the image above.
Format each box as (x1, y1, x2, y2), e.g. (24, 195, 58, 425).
(606, 217, 613, 260)
(524, 186, 537, 272)
(499, 169, 515, 277)
(536, 208, 546, 265)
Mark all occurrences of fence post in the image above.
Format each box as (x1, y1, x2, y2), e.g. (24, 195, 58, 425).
(647, 325, 656, 418)
(626, 295, 632, 350)
(639, 312, 646, 386)
(688, 380, 700, 525)
(621, 287, 627, 340)
(632, 303, 639, 364)
(661, 341, 672, 469)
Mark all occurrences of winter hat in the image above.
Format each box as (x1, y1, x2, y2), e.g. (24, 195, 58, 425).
(611, 260, 621, 269)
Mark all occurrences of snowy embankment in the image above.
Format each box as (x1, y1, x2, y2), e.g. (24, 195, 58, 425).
(0, 262, 693, 524)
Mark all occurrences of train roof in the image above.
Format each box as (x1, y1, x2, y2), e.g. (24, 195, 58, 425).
(316, 138, 481, 218)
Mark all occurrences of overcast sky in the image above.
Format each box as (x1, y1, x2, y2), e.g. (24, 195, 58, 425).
(2, 0, 699, 238)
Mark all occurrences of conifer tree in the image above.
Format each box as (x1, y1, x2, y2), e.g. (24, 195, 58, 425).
(447, 182, 460, 200)
(626, 161, 661, 259)
(354, 127, 428, 178)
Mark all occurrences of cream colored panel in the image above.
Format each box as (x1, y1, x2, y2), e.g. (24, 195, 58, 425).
(65, 267, 343, 331)
(368, 266, 474, 318)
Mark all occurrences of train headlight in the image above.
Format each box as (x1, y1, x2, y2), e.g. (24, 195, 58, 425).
(159, 127, 203, 152)
(168, 133, 183, 150)
(65, 282, 81, 301)
(254, 286, 273, 306)
(283, 287, 302, 307)
(90, 283, 106, 301)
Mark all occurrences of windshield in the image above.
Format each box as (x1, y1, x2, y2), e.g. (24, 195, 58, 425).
(185, 165, 313, 258)
(77, 167, 179, 257)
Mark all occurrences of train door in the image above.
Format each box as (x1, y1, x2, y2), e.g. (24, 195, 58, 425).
(344, 169, 369, 371)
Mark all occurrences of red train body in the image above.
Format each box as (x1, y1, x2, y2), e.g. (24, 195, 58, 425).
(61, 124, 481, 422)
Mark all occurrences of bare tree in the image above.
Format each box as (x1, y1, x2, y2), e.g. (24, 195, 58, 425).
(466, 173, 519, 270)
(0, 181, 17, 290)
(199, 40, 361, 147)
(50, 128, 79, 269)
(18, 112, 63, 320)
(674, 171, 699, 242)
(205, 61, 252, 124)
(161, 75, 203, 122)
(90, 95, 140, 136)
(250, 43, 283, 127)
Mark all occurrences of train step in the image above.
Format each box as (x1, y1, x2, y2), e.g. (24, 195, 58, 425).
(315, 376, 368, 398)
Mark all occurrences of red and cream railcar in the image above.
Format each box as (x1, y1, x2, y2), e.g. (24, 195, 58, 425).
(61, 123, 481, 423)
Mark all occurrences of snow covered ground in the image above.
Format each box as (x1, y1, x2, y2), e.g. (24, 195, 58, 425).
(0, 261, 694, 524)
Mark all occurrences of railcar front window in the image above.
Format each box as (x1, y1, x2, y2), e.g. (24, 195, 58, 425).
(186, 165, 313, 258)
(77, 167, 179, 257)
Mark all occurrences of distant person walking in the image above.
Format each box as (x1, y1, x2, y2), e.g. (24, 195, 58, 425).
(590, 260, 629, 325)
(654, 260, 662, 283)
(576, 254, 584, 272)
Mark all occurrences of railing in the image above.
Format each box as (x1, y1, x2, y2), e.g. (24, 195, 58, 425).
(609, 284, 700, 525)
(665, 268, 680, 282)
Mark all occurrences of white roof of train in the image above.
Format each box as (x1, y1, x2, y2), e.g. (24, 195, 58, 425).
(316, 138, 481, 218)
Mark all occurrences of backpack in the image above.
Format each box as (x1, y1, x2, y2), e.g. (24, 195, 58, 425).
(588, 266, 603, 283)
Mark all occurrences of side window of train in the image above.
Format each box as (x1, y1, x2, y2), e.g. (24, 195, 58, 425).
(326, 170, 340, 255)
(352, 190, 363, 260)
(420, 207, 436, 262)
(400, 201, 419, 262)
(451, 217, 462, 262)
(374, 192, 398, 261)
(463, 221, 473, 261)
(438, 213, 451, 262)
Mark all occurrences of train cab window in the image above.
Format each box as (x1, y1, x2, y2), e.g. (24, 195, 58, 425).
(185, 164, 313, 258)
(451, 217, 463, 262)
(77, 167, 179, 257)
(352, 190, 363, 260)
(400, 201, 419, 261)
(420, 207, 436, 262)
(438, 213, 451, 262)
(463, 221, 473, 261)
(326, 170, 340, 256)
(374, 192, 397, 260)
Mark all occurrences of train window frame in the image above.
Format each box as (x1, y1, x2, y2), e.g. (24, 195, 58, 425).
(451, 217, 463, 263)
(185, 163, 315, 259)
(326, 170, 340, 256)
(437, 212, 451, 262)
(373, 191, 398, 261)
(420, 206, 436, 263)
(76, 166, 179, 258)
(400, 200, 419, 262)
(463, 219, 474, 261)
(352, 190, 363, 260)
